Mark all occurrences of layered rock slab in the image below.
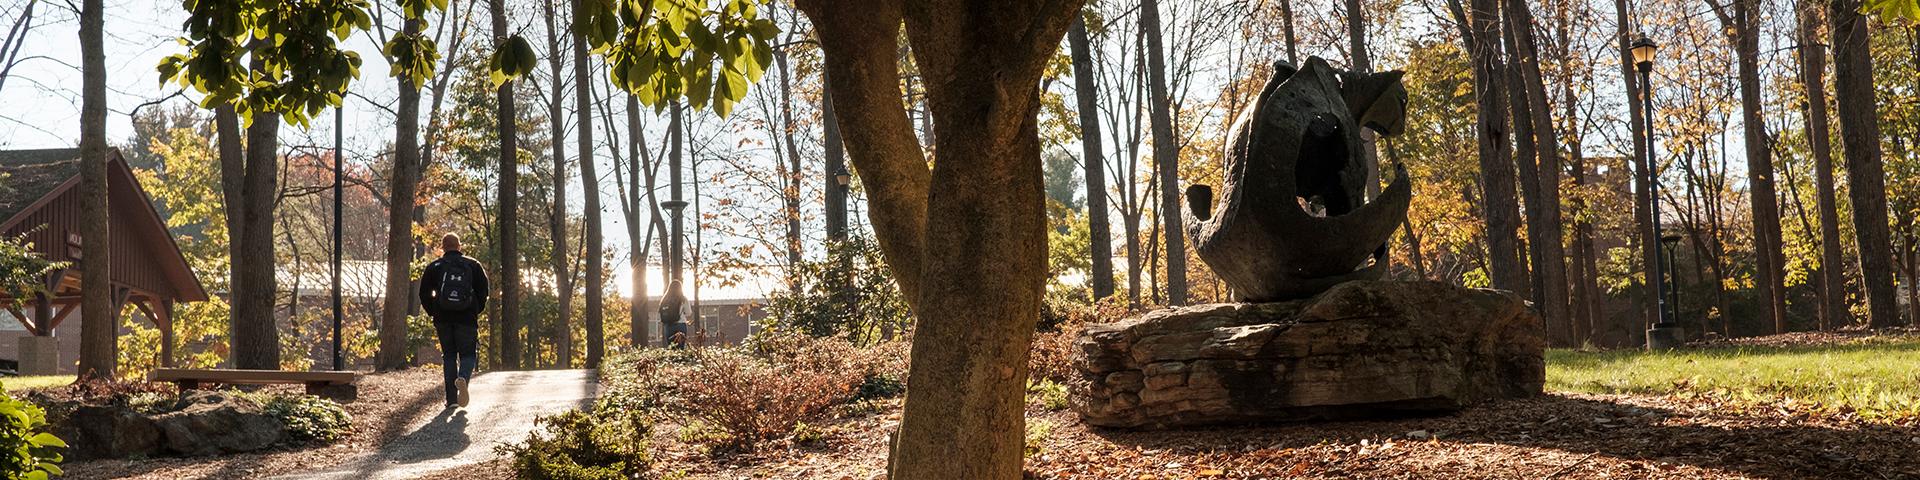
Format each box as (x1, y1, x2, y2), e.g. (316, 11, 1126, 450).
(1073, 280, 1544, 429)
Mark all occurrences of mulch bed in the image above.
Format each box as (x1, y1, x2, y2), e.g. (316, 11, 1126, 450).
(655, 392, 1919, 479)
(58, 368, 446, 480)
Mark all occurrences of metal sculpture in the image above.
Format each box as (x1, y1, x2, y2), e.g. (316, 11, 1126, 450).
(1187, 57, 1412, 302)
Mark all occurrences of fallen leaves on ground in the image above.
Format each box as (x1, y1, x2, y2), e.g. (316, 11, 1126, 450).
(60, 368, 447, 480)
(650, 390, 1920, 479)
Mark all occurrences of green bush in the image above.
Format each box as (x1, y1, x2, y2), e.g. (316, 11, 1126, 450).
(502, 407, 651, 480)
(762, 236, 912, 345)
(260, 395, 352, 443)
(0, 389, 63, 480)
(1027, 379, 1070, 411)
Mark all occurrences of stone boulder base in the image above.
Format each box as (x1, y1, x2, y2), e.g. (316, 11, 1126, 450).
(152, 390, 287, 456)
(1073, 280, 1544, 429)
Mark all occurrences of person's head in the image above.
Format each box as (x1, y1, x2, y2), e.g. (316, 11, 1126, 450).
(441, 234, 462, 253)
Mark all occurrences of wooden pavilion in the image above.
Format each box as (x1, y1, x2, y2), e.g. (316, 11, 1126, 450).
(0, 148, 206, 374)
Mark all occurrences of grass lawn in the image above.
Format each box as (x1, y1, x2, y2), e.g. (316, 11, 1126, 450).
(2, 375, 71, 392)
(1547, 338, 1920, 421)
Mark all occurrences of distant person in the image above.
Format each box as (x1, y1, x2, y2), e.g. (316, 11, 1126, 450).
(660, 280, 687, 348)
(420, 233, 489, 409)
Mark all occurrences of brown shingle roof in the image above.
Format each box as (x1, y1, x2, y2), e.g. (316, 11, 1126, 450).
(0, 149, 81, 226)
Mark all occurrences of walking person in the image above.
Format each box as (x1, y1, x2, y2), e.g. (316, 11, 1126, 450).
(420, 234, 489, 409)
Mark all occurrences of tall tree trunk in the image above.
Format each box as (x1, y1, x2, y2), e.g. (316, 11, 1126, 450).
(571, 0, 605, 368)
(235, 112, 281, 370)
(215, 105, 244, 367)
(76, 0, 112, 380)
(1460, 0, 1526, 293)
(1346, 0, 1383, 203)
(824, 79, 849, 245)
(1142, 0, 1186, 305)
(379, 18, 426, 371)
(1715, 0, 1788, 335)
(1556, 0, 1598, 345)
(542, 0, 573, 369)
(1282, 0, 1298, 65)
(800, 0, 1080, 477)
(491, 0, 523, 369)
(624, 94, 651, 347)
(1800, 0, 1847, 329)
(1502, 25, 1548, 325)
(1504, 0, 1567, 343)
(1614, 0, 1657, 332)
(1829, 0, 1899, 329)
(775, 18, 804, 288)
(1069, 16, 1115, 301)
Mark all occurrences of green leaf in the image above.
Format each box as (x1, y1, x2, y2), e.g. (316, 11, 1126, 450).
(29, 432, 65, 449)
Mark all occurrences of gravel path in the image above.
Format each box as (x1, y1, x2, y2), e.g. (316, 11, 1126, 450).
(270, 369, 599, 480)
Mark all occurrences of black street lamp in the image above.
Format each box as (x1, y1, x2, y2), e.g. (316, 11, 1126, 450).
(1636, 36, 1683, 349)
(330, 104, 344, 371)
(1661, 232, 1683, 330)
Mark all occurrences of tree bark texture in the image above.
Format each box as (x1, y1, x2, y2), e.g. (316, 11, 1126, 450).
(1069, 15, 1116, 301)
(1829, 0, 1898, 329)
(1143, 0, 1186, 306)
(572, 0, 605, 368)
(77, 0, 113, 380)
(797, 0, 1083, 477)
(1798, 1, 1847, 329)
(491, 0, 523, 368)
(379, 19, 426, 371)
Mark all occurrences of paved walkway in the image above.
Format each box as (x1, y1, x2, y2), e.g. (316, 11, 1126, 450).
(272, 369, 600, 480)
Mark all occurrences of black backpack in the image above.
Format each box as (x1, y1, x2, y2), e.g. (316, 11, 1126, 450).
(434, 259, 479, 312)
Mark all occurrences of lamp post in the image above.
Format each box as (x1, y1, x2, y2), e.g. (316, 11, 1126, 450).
(1661, 233, 1683, 328)
(330, 104, 344, 371)
(1635, 36, 1683, 349)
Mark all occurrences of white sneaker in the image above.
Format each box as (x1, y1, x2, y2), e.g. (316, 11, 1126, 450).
(455, 378, 470, 407)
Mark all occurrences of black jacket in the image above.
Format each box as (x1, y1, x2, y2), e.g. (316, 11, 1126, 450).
(419, 251, 490, 323)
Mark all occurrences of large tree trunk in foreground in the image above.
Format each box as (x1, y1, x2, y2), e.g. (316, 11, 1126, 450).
(1143, 0, 1186, 306)
(1800, 0, 1847, 329)
(77, 0, 113, 380)
(798, 0, 1081, 477)
(1069, 15, 1115, 301)
(491, 0, 523, 369)
(379, 19, 427, 371)
(571, 0, 605, 368)
(234, 112, 281, 370)
(1829, 0, 1898, 329)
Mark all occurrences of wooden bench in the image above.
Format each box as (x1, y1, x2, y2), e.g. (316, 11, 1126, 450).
(150, 369, 360, 401)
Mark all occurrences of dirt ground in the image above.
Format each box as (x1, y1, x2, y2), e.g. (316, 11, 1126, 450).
(650, 391, 1919, 480)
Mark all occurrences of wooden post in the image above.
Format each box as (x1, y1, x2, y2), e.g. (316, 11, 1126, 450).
(160, 299, 174, 368)
(137, 299, 174, 368)
(32, 293, 51, 336)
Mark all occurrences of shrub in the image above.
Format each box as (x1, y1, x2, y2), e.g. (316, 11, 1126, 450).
(502, 407, 650, 480)
(675, 348, 858, 451)
(259, 395, 352, 443)
(1027, 380, 1070, 411)
(0, 388, 63, 479)
(1024, 419, 1055, 458)
(853, 373, 906, 402)
(762, 236, 913, 344)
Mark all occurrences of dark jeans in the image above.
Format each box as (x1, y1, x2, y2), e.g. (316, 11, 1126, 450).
(434, 319, 478, 404)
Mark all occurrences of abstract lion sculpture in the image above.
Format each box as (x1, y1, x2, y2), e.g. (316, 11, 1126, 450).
(1186, 57, 1412, 302)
